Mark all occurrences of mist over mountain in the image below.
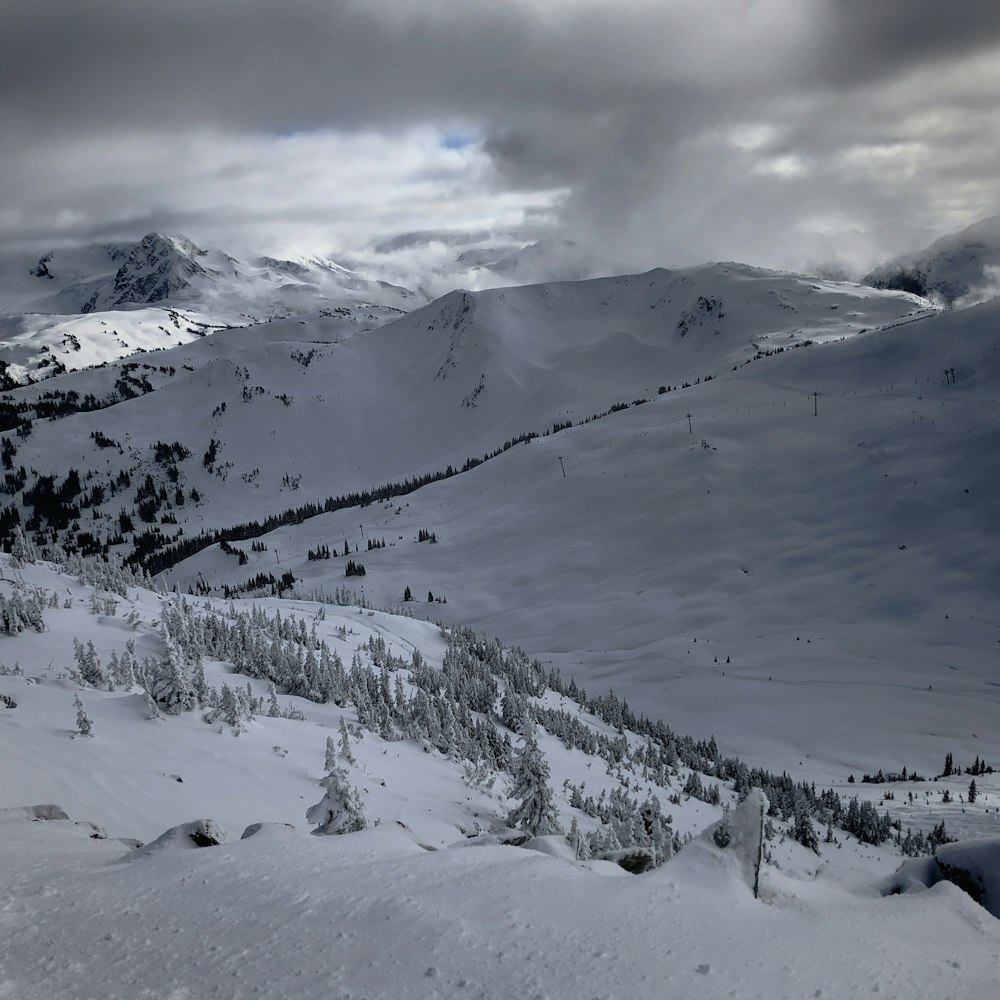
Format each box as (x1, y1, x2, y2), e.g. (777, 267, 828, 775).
(863, 215, 1000, 307)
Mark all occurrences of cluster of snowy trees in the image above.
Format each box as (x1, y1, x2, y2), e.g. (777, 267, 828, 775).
(0, 587, 48, 635)
(565, 777, 678, 862)
(63, 587, 962, 860)
(0, 537, 958, 863)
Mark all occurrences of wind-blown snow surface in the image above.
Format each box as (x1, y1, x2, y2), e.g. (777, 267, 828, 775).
(1, 557, 999, 999)
(4, 818, 998, 1000)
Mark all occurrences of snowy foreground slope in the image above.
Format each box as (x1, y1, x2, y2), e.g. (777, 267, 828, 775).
(1, 554, 999, 999)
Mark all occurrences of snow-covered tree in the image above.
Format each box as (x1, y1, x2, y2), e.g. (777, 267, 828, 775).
(306, 764, 366, 834)
(73, 693, 92, 736)
(507, 722, 562, 836)
(10, 526, 36, 567)
(143, 687, 160, 720)
(267, 682, 281, 718)
(73, 638, 105, 688)
(338, 716, 356, 764)
(793, 810, 820, 854)
(146, 623, 195, 715)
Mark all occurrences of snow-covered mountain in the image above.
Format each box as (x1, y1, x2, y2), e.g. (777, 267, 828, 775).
(1, 252, 998, 998)
(0, 233, 419, 383)
(863, 215, 1000, 307)
(0, 261, 959, 768)
(0, 262, 931, 534)
(1, 232, 419, 316)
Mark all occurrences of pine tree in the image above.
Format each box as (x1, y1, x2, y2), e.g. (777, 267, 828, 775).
(943, 752, 954, 776)
(73, 638, 106, 688)
(148, 622, 195, 715)
(325, 735, 338, 772)
(338, 716, 355, 764)
(10, 526, 36, 567)
(968, 779, 978, 804)
(507, 722, 562, 836)
(267, 682, 281, 718)
(793, 811, 820, 854)
(73, 693, 92, 736)
(306, 764, 366, 834)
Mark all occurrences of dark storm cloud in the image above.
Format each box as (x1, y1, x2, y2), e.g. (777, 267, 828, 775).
(811, 0, 1000, 87)
(1, 1, 998, 274)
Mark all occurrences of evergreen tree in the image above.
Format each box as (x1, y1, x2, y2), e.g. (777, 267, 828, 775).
(73, 693, 92, 736)
(338, 716, 356, 764)
(267, 682, 281, 718)
(147, 623, 196, 715)
(10, 526, 36, 566)
(73, 637, 105, 688)
(507, 722, 562, 836)
(306, 764, 366, 834)
(968, 779, 978, 804)
(793, 811, 820, 854)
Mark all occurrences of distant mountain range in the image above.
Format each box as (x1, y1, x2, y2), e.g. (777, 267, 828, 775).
(2, 213, 998, 387)
(2, 232, 420, 316)
(0, 233, 420, 383)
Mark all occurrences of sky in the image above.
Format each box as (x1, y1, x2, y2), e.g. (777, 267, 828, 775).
(2, 0, 999, 286)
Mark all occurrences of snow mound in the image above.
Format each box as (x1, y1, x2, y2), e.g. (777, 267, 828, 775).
(671, 789, 767, 896)
(522, 834, 581, 865)
(131, 819, 228, 857)
(883, 837, 1000, 918)
(0, 803, 71, 822)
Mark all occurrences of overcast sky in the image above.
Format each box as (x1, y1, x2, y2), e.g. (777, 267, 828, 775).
(2, 0, 999, 283)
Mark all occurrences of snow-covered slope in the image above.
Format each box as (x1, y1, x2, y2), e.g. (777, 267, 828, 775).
(161, 296, 1000, 779)
(0, 261, 932, 524)
(0, 264, 972, 774)
(864, 215, 1000, 307)
(1, 554, 998, 999)
(0, 250, 997, 997)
